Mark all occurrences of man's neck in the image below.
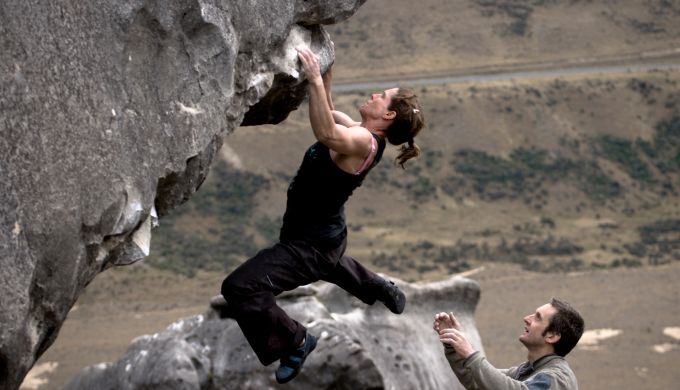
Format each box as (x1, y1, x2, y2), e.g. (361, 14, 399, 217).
(527, 347, 556, 364)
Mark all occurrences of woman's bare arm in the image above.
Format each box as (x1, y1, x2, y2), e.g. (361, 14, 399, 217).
(332, 110, 361, 127)
(297, 47, 372, 157)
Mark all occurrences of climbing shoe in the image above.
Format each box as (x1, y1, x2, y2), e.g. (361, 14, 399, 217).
(275, 333, 317, 384)
(370, 277, 406, 314)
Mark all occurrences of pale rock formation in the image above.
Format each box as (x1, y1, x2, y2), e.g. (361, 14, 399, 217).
(66, 276, 482, 389)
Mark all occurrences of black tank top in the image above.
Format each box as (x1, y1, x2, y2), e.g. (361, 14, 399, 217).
(279, 133, 386, 248)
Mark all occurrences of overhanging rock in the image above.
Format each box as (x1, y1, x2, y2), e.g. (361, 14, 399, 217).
(0, 1, 366, 389)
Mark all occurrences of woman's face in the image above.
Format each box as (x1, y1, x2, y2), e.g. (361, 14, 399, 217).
(360, 87, 398, 120)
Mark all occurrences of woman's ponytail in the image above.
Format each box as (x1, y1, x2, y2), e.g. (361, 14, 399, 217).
(385, 89, 425, 168)
(396, 140, 421, 168)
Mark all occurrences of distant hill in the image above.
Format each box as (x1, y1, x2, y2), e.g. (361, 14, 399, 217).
(328, 0, 680, 82)
(145, 0, 680, 280)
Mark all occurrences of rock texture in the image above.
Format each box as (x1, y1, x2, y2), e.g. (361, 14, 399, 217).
(66, 276, 482, 390)
(0, 1, 365, 389)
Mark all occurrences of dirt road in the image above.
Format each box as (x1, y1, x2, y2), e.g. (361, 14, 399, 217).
(334, 51, 680, 92)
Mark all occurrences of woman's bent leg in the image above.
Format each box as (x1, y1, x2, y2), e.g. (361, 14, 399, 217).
(220, 241, 336, 365)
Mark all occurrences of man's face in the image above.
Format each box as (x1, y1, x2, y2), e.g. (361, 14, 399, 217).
(519, 303, 558, 348)
(360, 87, 398, 120)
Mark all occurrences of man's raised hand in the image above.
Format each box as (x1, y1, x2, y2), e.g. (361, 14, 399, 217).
(433, 312, 460, 333)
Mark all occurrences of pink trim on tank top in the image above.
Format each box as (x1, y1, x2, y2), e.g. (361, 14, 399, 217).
(354, 136, 377, 175)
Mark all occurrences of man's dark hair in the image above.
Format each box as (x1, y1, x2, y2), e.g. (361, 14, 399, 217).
(543, 298, 585, 357)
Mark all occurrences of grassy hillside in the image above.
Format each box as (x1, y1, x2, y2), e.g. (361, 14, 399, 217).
(328, 0, 680, 82)
(143, 0, 680, 280)
(147, 67, 680, 280)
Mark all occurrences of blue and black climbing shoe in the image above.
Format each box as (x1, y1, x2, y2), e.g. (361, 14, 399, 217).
(275, 333, 317, 384)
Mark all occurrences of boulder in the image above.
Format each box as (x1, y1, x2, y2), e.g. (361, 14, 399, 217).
(67, 275, 482, 389)
(0, 1, 366, 388)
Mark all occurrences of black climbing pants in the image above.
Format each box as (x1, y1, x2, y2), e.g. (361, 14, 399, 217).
(220, 237, 379, 365)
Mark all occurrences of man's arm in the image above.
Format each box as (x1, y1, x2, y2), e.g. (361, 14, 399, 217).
(296, 47, 371, 157)
(434, 312, 480, 388)
(445, 349, 532, 390)
(445, 351, 574, 390)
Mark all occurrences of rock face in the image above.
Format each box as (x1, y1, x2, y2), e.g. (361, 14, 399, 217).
(0, 1, 366, 388)
(66, 276, 482, 389)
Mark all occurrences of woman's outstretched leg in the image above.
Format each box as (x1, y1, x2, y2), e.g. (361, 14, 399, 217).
(322, 253, 406, 314)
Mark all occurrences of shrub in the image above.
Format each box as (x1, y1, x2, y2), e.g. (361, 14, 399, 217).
(597, 135, 652, 182)
(573, 161, 622, 202)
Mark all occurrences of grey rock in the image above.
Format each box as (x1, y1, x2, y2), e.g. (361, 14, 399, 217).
(67, 275, 482, 390)
(0, 1, 366, 388)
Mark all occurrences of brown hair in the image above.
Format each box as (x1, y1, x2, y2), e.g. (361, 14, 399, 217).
(543, 298, 585, 357)
(386, 88, 425, 168)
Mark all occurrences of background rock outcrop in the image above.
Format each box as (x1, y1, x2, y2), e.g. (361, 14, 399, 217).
(66, 276, 482, 390)
(0, 1, 366, 388)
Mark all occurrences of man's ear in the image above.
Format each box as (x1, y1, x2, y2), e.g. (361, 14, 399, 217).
(544, 331, 561, 345)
